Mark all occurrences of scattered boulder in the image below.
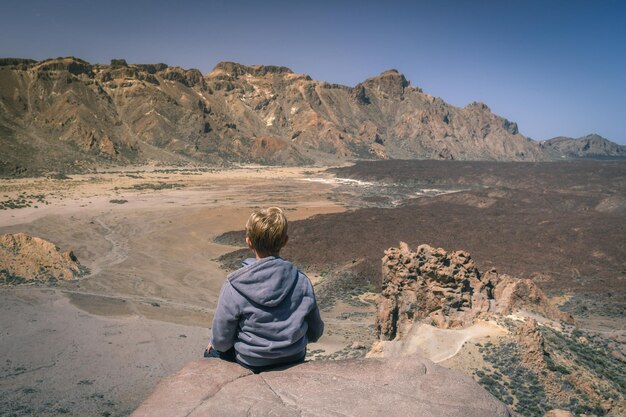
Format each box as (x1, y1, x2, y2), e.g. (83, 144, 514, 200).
(131, 356, 512, 417)
(0, 233, 85, 283)
(376, 242, 571, 339)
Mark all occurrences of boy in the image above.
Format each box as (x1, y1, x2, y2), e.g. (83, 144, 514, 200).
(205, 207, 324, 373)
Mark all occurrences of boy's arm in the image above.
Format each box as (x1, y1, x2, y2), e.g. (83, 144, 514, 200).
(305, 303, 324, 343)
(305, 283, 324, 342)
(210, 281, 240, 352)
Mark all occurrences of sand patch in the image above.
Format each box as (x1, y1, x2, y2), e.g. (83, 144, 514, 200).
(371, 321, 507, 363)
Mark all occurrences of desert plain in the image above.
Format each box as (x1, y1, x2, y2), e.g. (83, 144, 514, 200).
(1, 159, 625, 416)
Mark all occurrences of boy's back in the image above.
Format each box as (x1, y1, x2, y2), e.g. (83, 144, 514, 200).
(208, 207, 324, 371)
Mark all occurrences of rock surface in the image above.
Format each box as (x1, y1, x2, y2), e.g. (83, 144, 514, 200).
(376, 242, 571, 338)
(131, 356, 512, 417)
(0, 233, 84, 283)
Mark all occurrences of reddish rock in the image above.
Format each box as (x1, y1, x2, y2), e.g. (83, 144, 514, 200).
(517, 318, 546, 369)
(376, 242, 571, 339)
(131, 356, 512, 417)
(0, 233, 84, 283)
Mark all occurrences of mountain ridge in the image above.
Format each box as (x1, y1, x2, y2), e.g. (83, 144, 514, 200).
(541, 133, 626, 159)
(0, 56, 622, 176)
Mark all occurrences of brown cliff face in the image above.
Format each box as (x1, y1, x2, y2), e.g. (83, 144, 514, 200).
(376, 242, 571, 339)
(1, 57, 552, 176)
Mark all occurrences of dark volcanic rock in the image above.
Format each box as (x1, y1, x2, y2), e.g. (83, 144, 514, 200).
(280, 160, 626, 300)
(131, 356, 512, 417)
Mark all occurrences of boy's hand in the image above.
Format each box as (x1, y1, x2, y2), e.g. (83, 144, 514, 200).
(203, 342, 213, 358)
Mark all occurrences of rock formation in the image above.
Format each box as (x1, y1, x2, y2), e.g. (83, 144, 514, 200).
(131, 356, 512, 417)
(0, 233, 85, 283)
(516, 318, 546, 369)
(376, 242, 571, 339)
(0, 56, 565, 176)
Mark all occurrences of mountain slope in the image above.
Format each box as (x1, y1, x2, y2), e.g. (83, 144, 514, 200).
(541, 134, 626, 159)
(0, 57, 558, 175)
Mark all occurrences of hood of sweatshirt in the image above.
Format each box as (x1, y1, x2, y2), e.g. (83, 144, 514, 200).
(227, 256, 299, 307)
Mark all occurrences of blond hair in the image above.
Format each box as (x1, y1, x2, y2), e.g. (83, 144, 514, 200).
(245, 207, 288, 255)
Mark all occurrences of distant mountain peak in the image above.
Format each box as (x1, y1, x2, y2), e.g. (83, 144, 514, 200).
(542, 134, 625, 158)
(465, 102, 491, 111)
(366, 69, 409, 84)
(582, 133, 604, 141)
(363, 69, 410, 98)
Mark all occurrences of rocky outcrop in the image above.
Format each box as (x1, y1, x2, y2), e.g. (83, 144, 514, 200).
(516, 318, 546, 369)
(376, 242, 571, 339)
(0, 233, 85, 283)
(32, 56, 93, 75)
(131, 356, 512, 417)
(363, 69, 410, 99)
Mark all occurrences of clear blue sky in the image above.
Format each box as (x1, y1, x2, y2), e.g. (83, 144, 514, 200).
(1, 0, 625, 144)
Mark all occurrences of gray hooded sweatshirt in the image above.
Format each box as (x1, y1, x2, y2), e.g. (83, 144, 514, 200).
(210, 256, 324, 367)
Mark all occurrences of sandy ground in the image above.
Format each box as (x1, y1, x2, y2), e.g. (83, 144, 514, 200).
(4, 160, 623, 416)
(0, 166, 346, 326)
(372, 321, 508, 363)
(0, 165, 356, 416)
(0, 289, 208, 417)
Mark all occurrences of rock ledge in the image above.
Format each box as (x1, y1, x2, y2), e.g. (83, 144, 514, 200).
(131, 356, 511, 417)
